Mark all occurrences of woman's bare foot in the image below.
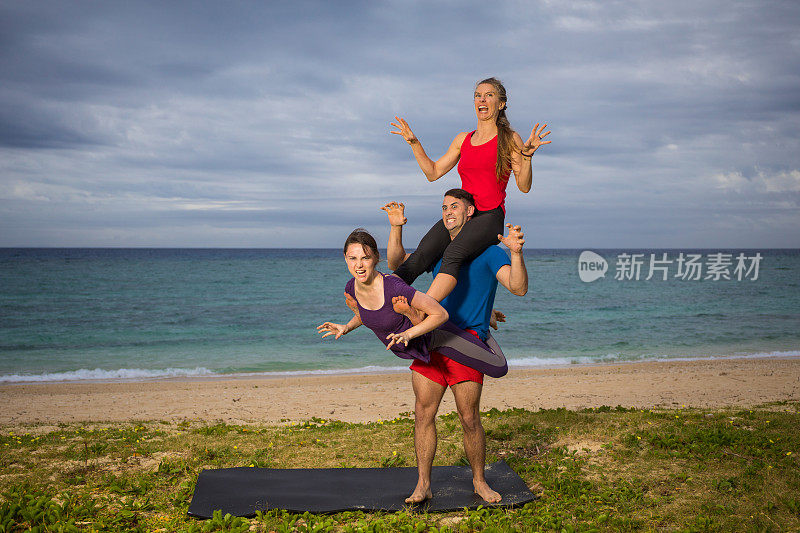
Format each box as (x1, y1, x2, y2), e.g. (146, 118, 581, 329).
(489, 309, 506, 330)
(474, 480, 502, 503)
(404, 480, 433, 504)
(392, 295, 424, 325)
(344, 292, 360, 319)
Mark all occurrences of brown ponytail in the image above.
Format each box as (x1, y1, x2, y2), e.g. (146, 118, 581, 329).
(476, 77, 515, 182)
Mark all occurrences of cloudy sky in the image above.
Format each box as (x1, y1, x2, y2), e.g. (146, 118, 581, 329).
(1, 1, 798, 248)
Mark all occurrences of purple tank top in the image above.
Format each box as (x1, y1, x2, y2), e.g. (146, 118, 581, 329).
(345, 273, 430, 362)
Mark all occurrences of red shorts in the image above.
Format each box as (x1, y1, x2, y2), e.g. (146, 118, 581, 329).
(411, 351, 484, 387)
(410, 328, 484, 387)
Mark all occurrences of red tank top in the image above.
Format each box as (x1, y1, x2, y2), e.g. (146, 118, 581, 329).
(457, 131, 510, 212)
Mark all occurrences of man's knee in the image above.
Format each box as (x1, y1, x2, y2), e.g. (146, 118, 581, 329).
(415, 398, 440, 423)
(457, 408, 482, 434)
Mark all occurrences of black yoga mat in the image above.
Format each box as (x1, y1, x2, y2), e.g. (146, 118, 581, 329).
(188, 461, 535, 517)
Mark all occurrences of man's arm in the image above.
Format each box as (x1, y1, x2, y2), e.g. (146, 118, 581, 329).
(495, 223, 528, 296)
(382, 202, 411, 270)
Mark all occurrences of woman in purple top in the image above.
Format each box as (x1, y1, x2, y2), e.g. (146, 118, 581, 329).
(318, 229, 508, 377)
(317, 229, 447, 360)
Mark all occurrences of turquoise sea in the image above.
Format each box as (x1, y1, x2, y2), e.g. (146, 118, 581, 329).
(1, 248, 798, 382)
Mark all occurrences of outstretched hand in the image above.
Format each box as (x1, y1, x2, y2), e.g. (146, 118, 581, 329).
(498, 223, 525, 254)
(381, 202, 407, 226)
(521, 123, 551, 156)
(385, 330, 412, 350)
(317, 322, 347, 340)
(390, 116, 418, 145)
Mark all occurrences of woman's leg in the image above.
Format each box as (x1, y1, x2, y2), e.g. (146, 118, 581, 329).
(426, 207, 505, 301)
(393, 218, 451, 285)
(427, 322, 508, 378)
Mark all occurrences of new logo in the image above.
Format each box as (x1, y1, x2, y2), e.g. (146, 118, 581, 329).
(578, 251, 608, 282)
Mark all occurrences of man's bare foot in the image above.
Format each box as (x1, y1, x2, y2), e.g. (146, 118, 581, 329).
(344, 292, 360, 320)
(474, 480, 502, 503)
(404, 480, 432, 504)
(392, 295, 424, 326)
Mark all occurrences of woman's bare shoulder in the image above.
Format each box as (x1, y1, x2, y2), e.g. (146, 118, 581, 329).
(450, 131, 470, 148)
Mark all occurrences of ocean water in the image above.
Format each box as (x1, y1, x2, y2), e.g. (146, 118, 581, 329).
(1, 248, 798, 382)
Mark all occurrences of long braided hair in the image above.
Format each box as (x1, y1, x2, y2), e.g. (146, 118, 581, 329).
(476, 77, 515, 182)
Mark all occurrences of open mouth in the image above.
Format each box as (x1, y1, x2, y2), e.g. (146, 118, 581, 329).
(477, 105, 489, 113)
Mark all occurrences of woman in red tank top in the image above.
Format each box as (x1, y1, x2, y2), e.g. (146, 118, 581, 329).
(390, 77, 551, 301)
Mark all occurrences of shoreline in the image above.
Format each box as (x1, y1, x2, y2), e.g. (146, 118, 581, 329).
(2, 350, 798, 386)
(1, 356, 798, 426)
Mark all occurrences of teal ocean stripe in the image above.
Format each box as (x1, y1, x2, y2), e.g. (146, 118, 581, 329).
(1, 248, 798, 382)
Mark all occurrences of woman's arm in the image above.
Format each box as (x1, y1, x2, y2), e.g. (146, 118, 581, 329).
(510, 123, 551, 193)
(317, 313, 362, 340)
(510, 131, 532, 193)
(385, 290, 448, 349)
(391, 117, 466, 182)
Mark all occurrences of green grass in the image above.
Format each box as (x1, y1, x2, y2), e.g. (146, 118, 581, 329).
(1, 404, 798, 532)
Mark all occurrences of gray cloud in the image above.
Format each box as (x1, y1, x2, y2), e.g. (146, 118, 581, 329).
(0, 0, 798, 247)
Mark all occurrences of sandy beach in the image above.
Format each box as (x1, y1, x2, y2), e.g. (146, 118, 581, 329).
(1, 357, 798, 426)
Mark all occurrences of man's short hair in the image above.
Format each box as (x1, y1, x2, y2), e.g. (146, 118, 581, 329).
(443, 188, 475, 208)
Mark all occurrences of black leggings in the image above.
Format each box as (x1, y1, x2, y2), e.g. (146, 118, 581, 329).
(394, 206, 505, 284)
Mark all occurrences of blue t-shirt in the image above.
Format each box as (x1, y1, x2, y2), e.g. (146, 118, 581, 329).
(431, 245, 510, 340)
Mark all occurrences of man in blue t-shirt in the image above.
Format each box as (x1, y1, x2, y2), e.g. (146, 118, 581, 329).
(383, 188, 528, 505)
